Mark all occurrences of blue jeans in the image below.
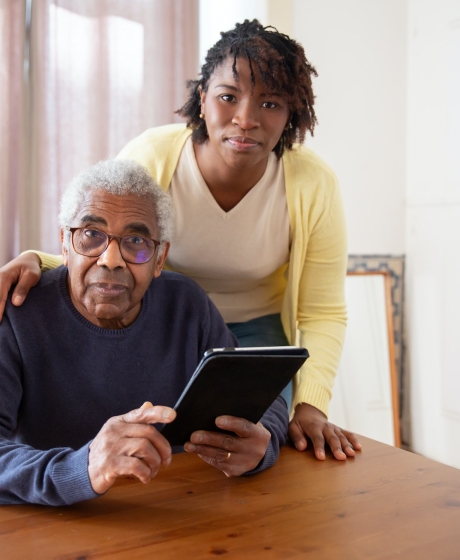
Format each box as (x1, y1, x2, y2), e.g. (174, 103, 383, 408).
(226, 313, 292, 410)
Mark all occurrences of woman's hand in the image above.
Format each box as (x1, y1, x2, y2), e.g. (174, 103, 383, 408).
(184, 416, 271, 476)
(0, 252, 42, 321)
(289, 403, 361, 460)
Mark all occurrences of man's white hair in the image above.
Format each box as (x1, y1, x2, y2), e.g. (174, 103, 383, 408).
(58, 159, 174, 253)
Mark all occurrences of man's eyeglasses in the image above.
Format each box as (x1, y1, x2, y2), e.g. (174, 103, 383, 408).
(65, 227, 161, 264)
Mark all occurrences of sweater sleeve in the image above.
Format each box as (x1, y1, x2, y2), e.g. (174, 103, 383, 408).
(0, 313, 97, 506)
(244, 396, 289, 475)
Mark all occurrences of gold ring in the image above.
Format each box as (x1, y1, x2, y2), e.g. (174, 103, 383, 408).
(226, 452, 231, 461)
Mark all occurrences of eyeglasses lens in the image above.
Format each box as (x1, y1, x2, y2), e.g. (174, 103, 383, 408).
(121, 238, 156, 264)
(75, 229, 106, 256)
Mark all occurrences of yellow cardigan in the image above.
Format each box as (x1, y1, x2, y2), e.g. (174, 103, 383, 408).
(39, 124, 347, 416)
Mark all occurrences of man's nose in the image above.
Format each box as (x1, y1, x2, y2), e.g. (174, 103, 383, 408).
(96, 238, 126, 269)
(232, 100, 260, 130)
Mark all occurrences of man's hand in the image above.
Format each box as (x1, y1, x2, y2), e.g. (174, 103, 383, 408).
(88, 402, 176, 495)
(289, 403, 361, 460)
(0, 252, 42, 322)
(184, 416, 271, 477)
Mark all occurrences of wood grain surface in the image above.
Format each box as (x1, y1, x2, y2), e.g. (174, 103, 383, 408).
(1, 436, 460, 559)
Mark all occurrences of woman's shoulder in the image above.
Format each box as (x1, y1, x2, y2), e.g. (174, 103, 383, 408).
(124, 123, 191, 145)
(283, 143, 339, 188)
(117, 124, 192, 189)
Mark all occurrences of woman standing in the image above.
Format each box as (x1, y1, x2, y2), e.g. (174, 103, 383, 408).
(0, 20, 360, 460)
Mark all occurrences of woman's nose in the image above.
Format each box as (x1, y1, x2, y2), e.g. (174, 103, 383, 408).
(232, 100, 260, 130)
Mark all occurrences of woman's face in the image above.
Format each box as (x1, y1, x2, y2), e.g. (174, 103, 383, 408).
(199, 56, 290, 171)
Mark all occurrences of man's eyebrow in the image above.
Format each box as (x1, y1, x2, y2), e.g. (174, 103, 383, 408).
(124, 223, 152, 237)
(79, 215, 107, 226)
(79, 216, 152, 237)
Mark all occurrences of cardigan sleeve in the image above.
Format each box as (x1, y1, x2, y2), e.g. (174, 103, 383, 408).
(289, 161, 348, 417)
(22, 250, 63, 272)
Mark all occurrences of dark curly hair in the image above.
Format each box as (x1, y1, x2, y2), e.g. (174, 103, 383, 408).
(176, 19, 318, 158)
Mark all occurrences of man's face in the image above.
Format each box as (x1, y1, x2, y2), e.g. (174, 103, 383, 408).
(62, 189, 169, 329)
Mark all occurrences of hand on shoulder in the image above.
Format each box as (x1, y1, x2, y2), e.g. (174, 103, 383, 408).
(0, 252, 42, 321)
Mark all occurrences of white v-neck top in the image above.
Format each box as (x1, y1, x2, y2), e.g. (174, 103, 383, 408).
(167, 137, 290, 323)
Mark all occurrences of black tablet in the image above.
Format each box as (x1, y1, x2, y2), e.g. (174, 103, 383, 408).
(160, 346, 308, 446)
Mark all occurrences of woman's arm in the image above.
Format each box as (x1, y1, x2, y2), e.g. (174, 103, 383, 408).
(287, 172, 361, 458)
(0, 252, 62, 321)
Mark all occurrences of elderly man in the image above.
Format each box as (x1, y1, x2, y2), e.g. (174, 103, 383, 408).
(0, 160, 288, 506)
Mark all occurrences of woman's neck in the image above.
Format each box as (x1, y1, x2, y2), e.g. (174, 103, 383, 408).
(194, 142, 268, 212)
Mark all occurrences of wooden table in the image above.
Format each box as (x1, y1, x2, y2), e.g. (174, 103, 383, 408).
(1, 436, 460, 559)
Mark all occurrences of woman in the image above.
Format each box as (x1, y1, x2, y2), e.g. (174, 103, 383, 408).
(0, 20, 360, 460)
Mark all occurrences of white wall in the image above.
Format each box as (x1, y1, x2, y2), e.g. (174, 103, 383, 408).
(291, 0, 407, 255)
(406, 0, 460, 468)
(199, 0, 268, 65)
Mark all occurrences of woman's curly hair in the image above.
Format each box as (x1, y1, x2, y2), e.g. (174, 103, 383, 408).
(177, 19, 318, 158)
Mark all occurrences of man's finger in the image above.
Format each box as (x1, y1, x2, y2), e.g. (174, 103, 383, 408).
(189, 430, 236, 451)
(93, 455, 153, 493)
(215, 416, 255, 438)
(123, 436, 165, 478)
(122, 404, 176, 425)
(113, 405, 175, 466)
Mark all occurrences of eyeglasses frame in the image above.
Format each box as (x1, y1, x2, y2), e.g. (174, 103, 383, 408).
(65, 226, 161, 265)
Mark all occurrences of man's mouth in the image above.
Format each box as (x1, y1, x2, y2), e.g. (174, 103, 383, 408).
(226, 136, 260, 150)
(92, 283, 127, 296)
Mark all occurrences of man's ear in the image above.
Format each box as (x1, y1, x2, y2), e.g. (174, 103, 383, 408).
(60, 229, 69, 266)
(152, 242, 170, 278)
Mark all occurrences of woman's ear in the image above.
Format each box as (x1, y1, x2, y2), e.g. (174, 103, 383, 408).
(199, 85, 206, 110)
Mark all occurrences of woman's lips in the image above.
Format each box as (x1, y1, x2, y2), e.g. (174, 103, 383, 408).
(226, 136, 260, 150)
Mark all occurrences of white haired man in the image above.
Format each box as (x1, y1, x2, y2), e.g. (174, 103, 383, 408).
(0, 160, 288, 506)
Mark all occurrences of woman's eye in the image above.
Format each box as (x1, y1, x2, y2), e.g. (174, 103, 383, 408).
(220, 94, 236, 103)
(262, 101, 278, 109)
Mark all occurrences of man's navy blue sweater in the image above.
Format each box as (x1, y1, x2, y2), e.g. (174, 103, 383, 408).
(0, 267, 288, 505)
